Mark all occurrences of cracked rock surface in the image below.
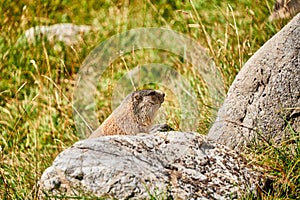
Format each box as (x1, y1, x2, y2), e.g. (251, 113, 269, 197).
(38, 132, 259, 199)
(208, 13, 300, 149)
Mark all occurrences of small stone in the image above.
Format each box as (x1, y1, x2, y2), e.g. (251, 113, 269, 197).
(18, 23, 92, 46)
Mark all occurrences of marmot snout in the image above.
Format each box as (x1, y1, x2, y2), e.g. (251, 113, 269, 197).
(89, 90, 165, 138)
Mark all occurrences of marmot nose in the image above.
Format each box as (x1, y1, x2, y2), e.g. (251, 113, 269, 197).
(155, 90, 165, 102)
(155, 90, 164, 96)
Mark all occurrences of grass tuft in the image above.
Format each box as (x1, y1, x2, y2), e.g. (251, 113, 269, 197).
(0, 0, 298, 199)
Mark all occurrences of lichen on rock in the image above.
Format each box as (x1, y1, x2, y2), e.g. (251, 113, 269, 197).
(38, 132, 260, 199)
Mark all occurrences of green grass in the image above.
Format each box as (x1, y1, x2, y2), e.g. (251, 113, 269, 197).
(0, 0, 299, 199)
(245, 122, 300, 199)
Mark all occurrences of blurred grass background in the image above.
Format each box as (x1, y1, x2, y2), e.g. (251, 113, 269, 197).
(0, 0, 299, 199)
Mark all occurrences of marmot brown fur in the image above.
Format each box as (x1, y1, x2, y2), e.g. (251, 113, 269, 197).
(89, 90, 165, 138)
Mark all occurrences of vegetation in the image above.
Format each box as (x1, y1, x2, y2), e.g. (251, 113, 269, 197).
(0, 0, 298, 199)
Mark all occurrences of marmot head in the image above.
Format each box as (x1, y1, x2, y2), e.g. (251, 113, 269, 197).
(130, 90, 165, 126)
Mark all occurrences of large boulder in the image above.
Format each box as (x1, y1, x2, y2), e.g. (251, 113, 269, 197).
(208, 14, 300, 149)
(38, 132, 259, 199)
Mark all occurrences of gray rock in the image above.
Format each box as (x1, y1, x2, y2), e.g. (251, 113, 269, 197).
(208, 14, 300, 149)
(38, 132, 259, 199)
(18, 23, 91, 45)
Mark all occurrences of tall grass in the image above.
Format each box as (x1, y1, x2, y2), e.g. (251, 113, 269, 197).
(246, 122, 300, 199)
(0, 0, 298, 199)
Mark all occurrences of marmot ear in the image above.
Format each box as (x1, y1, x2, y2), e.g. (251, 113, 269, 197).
(133, 93, 142, 101)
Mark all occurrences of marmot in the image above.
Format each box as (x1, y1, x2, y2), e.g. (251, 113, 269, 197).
(89, 89, 165, 138)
